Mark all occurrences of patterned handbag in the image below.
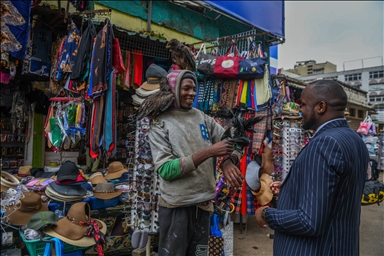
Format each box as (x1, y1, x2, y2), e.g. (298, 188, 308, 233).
(209, 214, 224, 256)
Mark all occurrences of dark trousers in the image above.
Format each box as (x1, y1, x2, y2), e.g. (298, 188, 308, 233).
(158, 205, 210, 256)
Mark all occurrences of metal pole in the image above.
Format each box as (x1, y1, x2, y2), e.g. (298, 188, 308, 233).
(147, 0, 152, 32)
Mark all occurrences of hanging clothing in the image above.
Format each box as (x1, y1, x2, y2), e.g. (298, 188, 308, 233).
(1, 0, 32, 59)
(88, 20, 113, 97)
(56, 26, 80, 82)
(104, 69, 116, 156)
(70, 21, 97, 83)
(133, 51, 143, 86)
(28, 28, 52, 77)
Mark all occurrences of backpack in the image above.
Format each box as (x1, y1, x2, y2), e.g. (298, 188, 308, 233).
(361, 180, 384, 205)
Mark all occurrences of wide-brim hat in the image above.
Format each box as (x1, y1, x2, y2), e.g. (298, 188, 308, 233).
(89, 172, 107, 185)
(136, 87, 160, 98)
(105, 161, 128, 180)
(49, 182, 87, 197)
(45, 184, 85, 202)
(93, 182, 122, 200)
(245, 161, 261, 191)
(140, 64, 168, 91)
(44, 202, 107, 247)
(14, 165, 32, 179)
(4, 192, 48, 226)
(132, 94, 145, 105)
(253, 173, 273, 205)
(140, 78, 161, 91)
(1, 171, 20, 191)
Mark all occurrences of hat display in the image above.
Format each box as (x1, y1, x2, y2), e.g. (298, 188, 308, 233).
(14, 165, 32, 179)
(4, 192, 48, 226)
(245, 161, 261, 191)
(57, 161, 80, 182)
(45, 184, 86, 202)
(89, 172, 107, 185)
(132, 94, 146, 106)
(105, 161, 128, 180)
(1, 171, 20, 191)
(27, 211, 59, 231)
(55, 173, 86, 185)
(44, 202, 107, 247)
(49, 182, 87, 197)
(252, 173, 273, 205)
(136, 87, 160, 98)
(93, 183, 122, 200)
(140, 64, 168, 91)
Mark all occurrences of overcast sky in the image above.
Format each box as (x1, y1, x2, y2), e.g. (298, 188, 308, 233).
(278, 1, 384, 71)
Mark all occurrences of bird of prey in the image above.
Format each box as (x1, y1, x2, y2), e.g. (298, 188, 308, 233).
(215, 106, 265, 148)
(136, 77, 175, 120)
(166, 38, 196, 72)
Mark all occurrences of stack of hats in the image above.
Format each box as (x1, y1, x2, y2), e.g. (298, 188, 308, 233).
(4, 192, 48, 226)
(132, 64, 168, 107)
(45, 161, 88, 202)
(1, 171, 20, 191)
(89, 172, 122, 200)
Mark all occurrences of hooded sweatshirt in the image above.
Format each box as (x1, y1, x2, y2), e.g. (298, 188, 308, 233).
(148, 70, 224, 209)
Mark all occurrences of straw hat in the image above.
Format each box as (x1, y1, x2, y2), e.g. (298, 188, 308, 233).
(252, 173, 273, 205)
(14, 165, 32, 179)
(4, 192, 48, 226)
(44, 202, 107, 247)
(93, 183, 122, 200)
(1, 171, 20, 191)
(105, 161, 128, 180)
(89, 172, 107, 185)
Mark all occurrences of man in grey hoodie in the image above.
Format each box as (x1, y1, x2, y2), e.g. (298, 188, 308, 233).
(149, 69, 243, 256)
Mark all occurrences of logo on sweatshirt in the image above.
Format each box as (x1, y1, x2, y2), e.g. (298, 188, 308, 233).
(200, 124, 210, 140)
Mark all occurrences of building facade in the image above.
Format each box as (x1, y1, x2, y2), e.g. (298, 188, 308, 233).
(286, 60, 337, 76)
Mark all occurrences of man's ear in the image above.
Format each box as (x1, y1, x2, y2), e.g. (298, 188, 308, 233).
(317, 101, 327, 114)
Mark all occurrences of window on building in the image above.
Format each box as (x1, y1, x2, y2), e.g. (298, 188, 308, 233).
(349, 108, 356, 117)
(358, 110, 364, 118)
(369, 70, 384, 79)
(369, 84, 384, 91)
(312, 68, 324, 75)
(324, 76, 337, 80)
(345, 73, 362, 81)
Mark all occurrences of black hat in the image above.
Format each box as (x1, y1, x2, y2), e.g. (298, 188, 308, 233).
(181, 71, 197, 86)
(57, 161, 79, 182)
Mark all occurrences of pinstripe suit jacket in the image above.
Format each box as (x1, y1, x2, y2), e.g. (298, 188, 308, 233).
(266, 119, 369, 256)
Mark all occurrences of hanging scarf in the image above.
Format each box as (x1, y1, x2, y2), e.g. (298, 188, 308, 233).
(133, 51, 143, 86)
(105, 70, 116, 155)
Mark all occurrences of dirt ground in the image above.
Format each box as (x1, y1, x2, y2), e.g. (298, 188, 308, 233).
(233, 175, 384, 256)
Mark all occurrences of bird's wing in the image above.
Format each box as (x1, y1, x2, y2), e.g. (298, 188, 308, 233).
(181, 46, 196, 72)
(136, 92, 161, 120)
(215, 106, 234, 119)
(160, 93, 175, 111)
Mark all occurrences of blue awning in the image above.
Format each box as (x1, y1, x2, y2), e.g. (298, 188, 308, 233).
(204, 0, 285, 39)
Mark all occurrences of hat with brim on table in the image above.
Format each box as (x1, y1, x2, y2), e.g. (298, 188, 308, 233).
(27, 211, 60, 231)
(4, 192, 48, 226)
(89, 172, 107, 185)
(136, 87, 160, 98)
(1, 171, 20, 191)
(93, 183, 122, 200)
(105, 161, 128, 180)
(14, 166, 32, 179)
(44, 202, 107, 247)
(132, 94, 145, 105)
(245, 161, 261, 191)
(45, 185, 85, 202)
(49, 182, 87, 197)
(252, 173, 273, 205)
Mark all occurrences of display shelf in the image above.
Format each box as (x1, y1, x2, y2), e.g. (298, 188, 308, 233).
(1, 155, 24, 158)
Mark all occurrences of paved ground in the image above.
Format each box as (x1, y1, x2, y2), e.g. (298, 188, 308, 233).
(233, 175, 384, 256)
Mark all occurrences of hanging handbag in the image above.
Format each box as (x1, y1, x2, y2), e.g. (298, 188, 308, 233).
(209, 214, 224, 256)
(357, 115, 373, 136)
(214, 42, 243, 79)
(197, 45, 217, 76)
(194, 44, 207, 80)
(111, 28, 126, 74)
(238, 38, 268, 80)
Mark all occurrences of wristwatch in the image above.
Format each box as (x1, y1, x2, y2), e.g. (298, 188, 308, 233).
(261, 207, 268, 221)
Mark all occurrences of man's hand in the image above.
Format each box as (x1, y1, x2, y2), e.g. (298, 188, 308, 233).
(209, 140, 234, 157)
(270, 181, 283, 195)
(255, 206, 268, 228)
(222, 159, 243, 188)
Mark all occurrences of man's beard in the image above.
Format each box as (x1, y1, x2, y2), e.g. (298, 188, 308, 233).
(302, 110, 316, 130)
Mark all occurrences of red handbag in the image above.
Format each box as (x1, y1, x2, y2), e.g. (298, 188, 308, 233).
(112, 35, 126, 74)
(214, 42, 243, 79)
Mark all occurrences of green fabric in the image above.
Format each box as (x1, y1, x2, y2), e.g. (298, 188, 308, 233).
(158, 158, 183, 181)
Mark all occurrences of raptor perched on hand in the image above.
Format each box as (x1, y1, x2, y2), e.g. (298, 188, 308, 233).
(215, 106, 265, 148)
(166, 38, 196, 72)
(136, 77, 174, 120)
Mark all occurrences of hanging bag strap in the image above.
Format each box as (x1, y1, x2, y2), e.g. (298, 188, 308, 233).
(195, 43, 206, 58)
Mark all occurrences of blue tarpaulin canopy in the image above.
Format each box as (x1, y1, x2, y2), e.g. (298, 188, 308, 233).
(204, 0, 285, 39)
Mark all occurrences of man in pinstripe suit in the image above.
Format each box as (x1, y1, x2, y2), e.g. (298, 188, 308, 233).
(255, 80, 370, 256)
